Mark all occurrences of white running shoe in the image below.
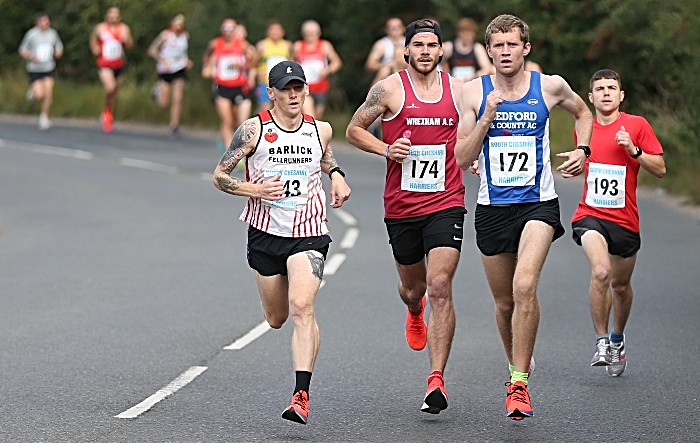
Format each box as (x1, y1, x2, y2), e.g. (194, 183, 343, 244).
(38, 114, 52, 131)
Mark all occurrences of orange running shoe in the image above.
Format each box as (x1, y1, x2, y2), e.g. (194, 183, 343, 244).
(101, 109, 113, 133)
(282, 390, 308, 424)
(505, 381, 532, 420)
(405, 294, 427, 351)
(421, 372, 448, 414)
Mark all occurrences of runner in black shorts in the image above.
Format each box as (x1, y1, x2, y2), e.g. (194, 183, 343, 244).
(158, 69, 186, 83)
(386, 207, 467, 265)
(212, 61, 350, 424)
(572, 216, 640, 258)
(475, 199, 565, 256)
(216, 85, 248, 105)
(247, 226, 331, 276)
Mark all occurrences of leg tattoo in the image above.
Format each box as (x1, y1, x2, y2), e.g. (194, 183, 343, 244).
(305, 251, 324, 280)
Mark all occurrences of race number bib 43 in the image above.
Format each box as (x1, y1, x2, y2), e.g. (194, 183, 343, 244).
(262, 167, 309, 210)
(586, 162, 626, 208)
(401, 144, 446, 192)
(103, 40, 123, 61)
(489, 136, 536, 187)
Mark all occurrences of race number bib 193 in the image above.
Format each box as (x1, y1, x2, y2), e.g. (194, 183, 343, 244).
(585, 162, 626, 208)
(262, 167, 309, 210)
(489, 136, 537, 187)
(400, 144, 446, 192)
(103, 40, 123, 61)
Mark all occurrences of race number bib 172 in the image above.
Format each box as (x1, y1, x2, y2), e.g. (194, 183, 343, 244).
(489, 136, 537, 187)
(400, 144, 446, 192)
(585, 162, 626, 208)
(262, 167, 309, 210)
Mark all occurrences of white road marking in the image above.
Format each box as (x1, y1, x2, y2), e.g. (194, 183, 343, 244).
(340, 227, 359, 249)
(324, 253, 346, 275)
(201, 172, 213, 181)
(319, 281, 325, 289)
(115, 366, 207, 419)
(334, 208, 357, 226)
(0, 138, 94, 160)
(120, 158, 179, 174)
(224, 321, 271, 350)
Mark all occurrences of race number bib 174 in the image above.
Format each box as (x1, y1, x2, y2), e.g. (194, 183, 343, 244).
(489, 136, 536, 187)
(262, 167, 309, 210)
(585, 162, 626, 208)
(401, 144, 446, 192)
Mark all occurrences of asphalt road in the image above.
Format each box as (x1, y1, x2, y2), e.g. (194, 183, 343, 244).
(1, 116, 698, 442)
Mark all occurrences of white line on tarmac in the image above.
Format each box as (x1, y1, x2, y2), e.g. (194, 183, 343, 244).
(334, 208, 357, 226)
(324, 253, 346, 275)
(0, 138, 94, 160)
(340, 227, 359, 249)
(115, 366, 207, 419)
(120, 158, 179, 174)
(200, 172, 213, 181)
(224, 321, 272, 350)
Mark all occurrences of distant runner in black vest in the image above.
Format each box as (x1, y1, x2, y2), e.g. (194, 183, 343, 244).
(442, 18, 493, 82)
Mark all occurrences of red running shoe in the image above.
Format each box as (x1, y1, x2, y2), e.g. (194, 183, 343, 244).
(405, 295, 427, 351)
(101, 109, 113, 133)
(505, 381, 533, 420)
(282, 390, 308, 424)
(421, 372, 448, 414)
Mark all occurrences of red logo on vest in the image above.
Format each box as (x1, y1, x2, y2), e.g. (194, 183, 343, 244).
(264, 129, 278, 143)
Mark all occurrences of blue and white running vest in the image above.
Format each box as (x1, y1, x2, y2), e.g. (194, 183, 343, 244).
(476, 71, 556, 205)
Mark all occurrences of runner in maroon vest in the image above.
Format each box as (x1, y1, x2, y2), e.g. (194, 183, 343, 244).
(346, 19, 465, 415)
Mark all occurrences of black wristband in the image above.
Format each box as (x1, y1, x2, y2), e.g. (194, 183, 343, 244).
(630, 146, 643, 159)
(329, 166, 345, 178)
(576, 145, 591, 158)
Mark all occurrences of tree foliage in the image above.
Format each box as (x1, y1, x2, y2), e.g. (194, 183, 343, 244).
(1, 0, 699, 158)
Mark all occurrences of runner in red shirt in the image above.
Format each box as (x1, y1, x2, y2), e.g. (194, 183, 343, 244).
(571, 69, 665, 377)
(202, 19, 257, 150)
(293, 20, 342, 119)
(347, 19, 465, 415)
(89, 6, 133, 133)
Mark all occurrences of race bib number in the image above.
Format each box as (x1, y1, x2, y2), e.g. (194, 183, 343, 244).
(217, 55, 243, 80)
(489, 136, 536, 187)
(35, 44, 54, 63)
(451, 66, 475, 81)
(586, 162, 626, 208)
(300, 59, 324, 83)
(401, 144, 446, 192)
(262, 167, 309, 210)
(103, 40, 123, 61)
(265, 55, 287, 76)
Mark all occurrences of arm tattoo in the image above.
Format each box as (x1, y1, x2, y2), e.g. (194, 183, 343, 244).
(320, 145, 339, 170)
(215, 175, 241, 194)
(348, 81, 386, 129)
(218, 120, 257, 173)
(305, 251, 324, 280)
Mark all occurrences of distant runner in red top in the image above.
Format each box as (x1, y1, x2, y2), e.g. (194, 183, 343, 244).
(571, 69, 665, 377)
(293, 20, 342, 119)
(89, 6, 133, 133)
(347, 19, 465, 416)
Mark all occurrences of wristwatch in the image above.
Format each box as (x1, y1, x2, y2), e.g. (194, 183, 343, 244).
(328, 166, 345, 178)
(576, 145, 591, 157)
(631, 146, 643, 159)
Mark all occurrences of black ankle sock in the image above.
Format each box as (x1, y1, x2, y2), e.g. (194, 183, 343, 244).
(294, 371, 312, 394)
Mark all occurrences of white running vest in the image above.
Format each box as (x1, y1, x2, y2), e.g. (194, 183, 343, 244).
(157, 31, 189, 74)
(240, 111, 328, 238)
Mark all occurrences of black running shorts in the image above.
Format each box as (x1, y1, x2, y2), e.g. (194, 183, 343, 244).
(247, 225, 331, 276)
(384, 206, 467, 266)
(474, 198, 565, 256)
(571, 216, 641, 258)
(158, 69, 187, 83)
(28, 70, 54, 82)
(216, 85, 249, 104)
